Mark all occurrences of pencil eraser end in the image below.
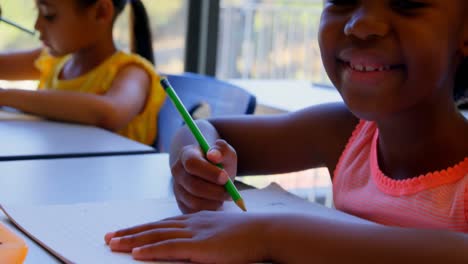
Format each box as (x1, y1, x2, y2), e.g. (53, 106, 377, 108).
(160, 78, 170, 90)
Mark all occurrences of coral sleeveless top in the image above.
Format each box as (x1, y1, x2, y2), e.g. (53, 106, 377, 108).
(35, 50, 165, 145)
(333, 120, 468, 232)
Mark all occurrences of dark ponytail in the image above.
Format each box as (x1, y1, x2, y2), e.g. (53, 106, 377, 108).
(128, 0, 155, 65)
(455, 57, 468, 108)
(77, 0, 155, 65)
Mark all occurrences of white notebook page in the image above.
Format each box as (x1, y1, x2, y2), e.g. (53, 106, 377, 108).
(1, 183, 373, 264)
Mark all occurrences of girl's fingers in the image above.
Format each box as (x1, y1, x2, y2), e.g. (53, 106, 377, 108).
(178, 171, 227, 201)
(109, 228, 192, 252)
(132, 239, 200, 262)
(175, 200, 192, 214)
(174, 183, 223, 213)
(207, 139, 237, 165)
(105, 220, 186, 244)
(174, 146, 225, 184)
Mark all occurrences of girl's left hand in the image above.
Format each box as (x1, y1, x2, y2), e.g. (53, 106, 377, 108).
(104, 211, 270, 263)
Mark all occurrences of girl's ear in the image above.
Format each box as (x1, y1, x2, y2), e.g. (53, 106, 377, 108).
(94, 0, 115, 25)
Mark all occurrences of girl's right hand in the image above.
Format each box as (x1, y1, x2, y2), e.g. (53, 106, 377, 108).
(170, 139, 238, 214)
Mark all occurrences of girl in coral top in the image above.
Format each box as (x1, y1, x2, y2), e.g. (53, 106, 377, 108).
(106, 0, 468, 263)
(0, 0, 165, 145)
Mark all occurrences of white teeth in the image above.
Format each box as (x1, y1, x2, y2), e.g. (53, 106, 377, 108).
(354, 64, 364, 71)
(349, 63, 391, 72)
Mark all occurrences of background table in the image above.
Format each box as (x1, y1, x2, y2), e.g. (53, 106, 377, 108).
(228, 79, 342, 113)
(0, 116, 156, 161)
(0, 153, 173, 263)
(228, 79, 468, 120)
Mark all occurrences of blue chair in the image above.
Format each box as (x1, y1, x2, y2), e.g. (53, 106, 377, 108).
(154, 73, 256, 152)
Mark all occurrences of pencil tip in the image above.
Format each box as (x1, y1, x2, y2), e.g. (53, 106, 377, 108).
(235, 199, 247, 212)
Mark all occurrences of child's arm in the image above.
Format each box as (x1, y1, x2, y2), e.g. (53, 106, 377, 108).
(0, 64, 149, 131)
(0, 48, 42, 80)
(169, 103, 359, 213)
(266, 214, 468, 264)
(106, 211, 468, 264)
(210, 103, 359, 175)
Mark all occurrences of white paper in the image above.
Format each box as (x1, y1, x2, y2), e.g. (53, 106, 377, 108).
(1, 183, 372, 264)
(0, 109, 41, 121)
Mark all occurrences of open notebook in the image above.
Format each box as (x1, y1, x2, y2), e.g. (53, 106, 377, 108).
(1, 183, 373, 264)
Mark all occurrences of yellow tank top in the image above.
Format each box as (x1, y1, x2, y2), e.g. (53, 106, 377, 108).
(35, 50, 165, 145)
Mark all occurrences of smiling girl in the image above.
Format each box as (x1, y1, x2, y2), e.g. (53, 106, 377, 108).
(106, 0, 468, 263)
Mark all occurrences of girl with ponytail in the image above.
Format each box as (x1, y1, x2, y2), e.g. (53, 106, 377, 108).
(0, 0, 165, 145)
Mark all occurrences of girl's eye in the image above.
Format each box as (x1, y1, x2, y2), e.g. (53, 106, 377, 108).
(43, 14, 56, 21)
(391, 0, 428, 11)
(36, 5, 56, 22)
(326, 0, 357, 6)
(325, 0, 358, 12)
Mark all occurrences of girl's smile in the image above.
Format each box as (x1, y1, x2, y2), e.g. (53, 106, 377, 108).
(319, 0, 468, 119)
(337, 51, 406, 87)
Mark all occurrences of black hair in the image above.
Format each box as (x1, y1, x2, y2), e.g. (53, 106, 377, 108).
(78, 0, 155, 65)
(455, 57, 468, 108)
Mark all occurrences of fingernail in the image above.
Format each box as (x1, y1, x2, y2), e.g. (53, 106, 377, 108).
(218, 171, 229, 184)
(132, 247, 142, 255)
(104, 232, 115, 244)
(109, 238, 121, 247)
(209, 149, 221, 160)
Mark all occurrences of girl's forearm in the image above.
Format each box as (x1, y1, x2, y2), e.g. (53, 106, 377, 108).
(265, 214, 468, 264)
(0, 89, 122, 130)
(0, 48, 42, 80)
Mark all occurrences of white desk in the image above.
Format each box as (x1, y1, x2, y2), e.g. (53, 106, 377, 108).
(0, 153, 173, 263)
(228, 79, 343, 113)
(0, 111, 155, 161)
(229, 79, 468, 120)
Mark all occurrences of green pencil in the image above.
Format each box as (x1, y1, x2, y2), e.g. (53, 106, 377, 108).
(160, 77, 247, 212)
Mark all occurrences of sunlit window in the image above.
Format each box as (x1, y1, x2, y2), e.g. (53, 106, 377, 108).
(0, 0, 38, 50)
(0, 0, 39, 90)
(115, 0, 188, 74)
(217, 0, 329, 83)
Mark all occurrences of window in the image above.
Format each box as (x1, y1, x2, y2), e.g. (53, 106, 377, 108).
(217, 0, 328, 83)
(0, 0, 39, 90)
(0, 0, 39, 50)
(115, 0, 188, 74)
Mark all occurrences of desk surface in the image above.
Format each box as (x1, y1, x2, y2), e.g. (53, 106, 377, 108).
(0, 153, 173, 263)
(0, 112, 155, 161)
(229, 79, 468, 119)
(228, 79, 343, 112)
(0, 153, 172, 205)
